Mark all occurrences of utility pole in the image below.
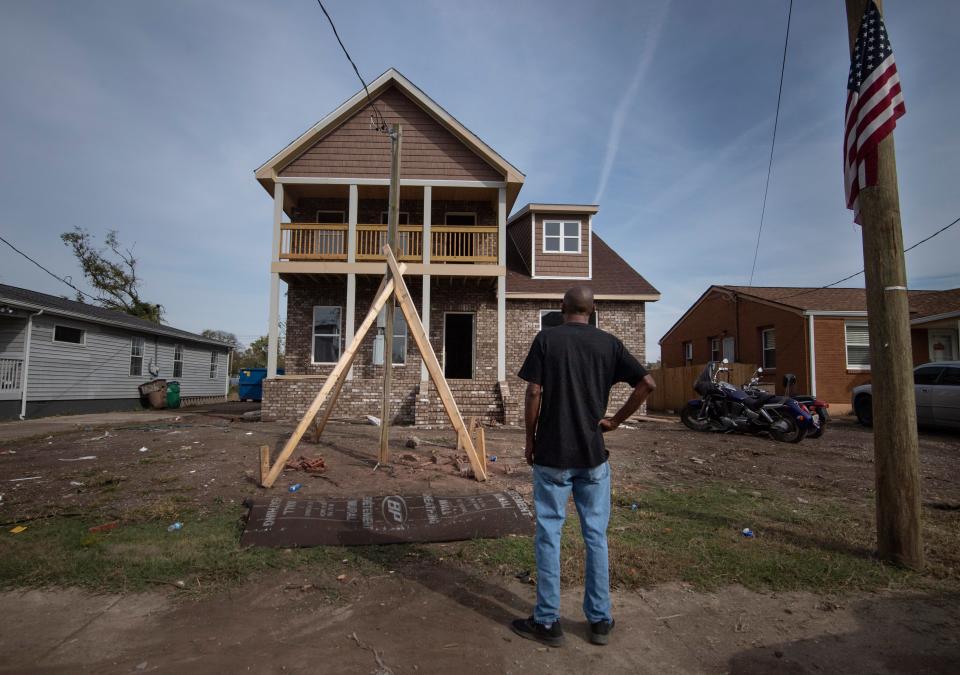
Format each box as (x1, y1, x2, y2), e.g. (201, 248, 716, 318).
(379, 123, 402, 463)
(844, 0, 923, 569)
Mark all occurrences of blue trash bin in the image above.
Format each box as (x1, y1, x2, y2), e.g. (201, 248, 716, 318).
(238, 367, 283, 402)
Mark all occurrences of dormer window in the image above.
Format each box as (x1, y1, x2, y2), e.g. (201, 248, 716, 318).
(544, 220, 580, 253)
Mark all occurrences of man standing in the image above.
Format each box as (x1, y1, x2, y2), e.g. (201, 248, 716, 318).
(511, 285, 655, 647)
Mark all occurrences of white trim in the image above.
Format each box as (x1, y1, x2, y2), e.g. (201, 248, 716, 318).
(528, 275, 592, 281)
(347, 184, 358, 264)
(506, 292, 661, 301)
(587, 215, 593, 280)
(173, 343, 184, 379)
(311, 305, 343, 365)
(19, 309, 41, 419)
(761, 327, 776, 370)
(541, 219, 581, 254)
(808, 315, 816, 397)
(52, 323, 86, 346)
(844, 320, 871, 371)
(444, 211, 477, 225)
(315, 210, 345, 223)
(683, 341, 693, 363)
(373, 302, 409, 366)
(272, 261, 504, 277)
(928, 328, 959, 361)
(421, 274, 430, 381)
(422, 186, 432, 264)
(209, 350, 219, 379)
(267, 182, 284, 378)
(530, 215, 536, 276)
(912, 310, 960, 325)
(508, 203, 599, 225)
(345, 274, 356, 380)
(276, 177, 506, 189)
(442, 311, 475, 379)
(129, 336, 145, 377)
(497, 187, 506, 382)
(802, 310, 869, 317)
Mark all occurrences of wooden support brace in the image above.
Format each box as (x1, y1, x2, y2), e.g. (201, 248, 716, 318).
(384, 247, 488, 481)
(475, 426, 487, 475)
(313, 364, 350, 443)
(259, 446, 271, 486)
(261, 270, 403, 488)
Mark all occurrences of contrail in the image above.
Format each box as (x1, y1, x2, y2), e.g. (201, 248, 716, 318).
(593, 0, 672, 205)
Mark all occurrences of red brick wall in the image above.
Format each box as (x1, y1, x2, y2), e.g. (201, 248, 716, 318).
(661, 291, 737, 368)
(811, 317, 870, 406)
(280, 86, 503, 181)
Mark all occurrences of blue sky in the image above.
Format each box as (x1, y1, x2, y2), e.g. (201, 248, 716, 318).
(2, 0, 958, 360)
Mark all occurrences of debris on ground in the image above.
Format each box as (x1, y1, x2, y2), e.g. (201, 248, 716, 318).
(138, 447, 149, 453)
(167, 522, 183, 532)
(398, 453, 420, 464)
(288, 483, 302, 493)
(284, 456, 327, 474)
(405, 436, 422, 449)
(9, 476, 41, 482)
(84, 431, 111, 441)
(242, 410, 262, 422)
(690, 457, 706, 465)
(742, 528, 755, 538)
(58, 456, 97, 462)
(9, 525, 27, 534)
(88, 521, 119, 533)
(366, 415, 382, 427)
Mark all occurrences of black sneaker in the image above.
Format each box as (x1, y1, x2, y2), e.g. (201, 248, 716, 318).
(510, 616, 565, 647)
(589, 619, 615, 645)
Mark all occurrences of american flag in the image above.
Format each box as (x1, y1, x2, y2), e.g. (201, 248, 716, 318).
(844, 1, 905, 223)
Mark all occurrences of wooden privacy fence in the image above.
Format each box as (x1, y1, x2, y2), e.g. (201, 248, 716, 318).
(645, 363, 758, 412)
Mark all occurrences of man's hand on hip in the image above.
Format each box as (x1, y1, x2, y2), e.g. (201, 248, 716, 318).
(599, 417, 619, 433)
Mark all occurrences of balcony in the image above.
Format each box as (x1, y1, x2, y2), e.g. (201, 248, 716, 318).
(0, 356, 23, 399)
(279, 223, 498, 264)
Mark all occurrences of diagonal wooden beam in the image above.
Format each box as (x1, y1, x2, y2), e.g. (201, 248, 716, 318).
(261, 269, 402, 488)
(384, 246, 488, 481)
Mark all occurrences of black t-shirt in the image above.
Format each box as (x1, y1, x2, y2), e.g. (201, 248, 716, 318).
(518, 322, 647, 469)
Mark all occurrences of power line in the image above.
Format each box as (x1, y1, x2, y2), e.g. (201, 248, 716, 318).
(315, 0, 389, 135)
(777, 213, 960, 300)
(748, 0, 794, 287)
(0, 233, 99, 303)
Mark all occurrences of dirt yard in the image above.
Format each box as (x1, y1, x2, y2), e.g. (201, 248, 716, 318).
(1, 406, 959, 673)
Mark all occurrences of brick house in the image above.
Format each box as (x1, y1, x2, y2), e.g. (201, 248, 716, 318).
(255, 69, 659, 424)
(660, 285, 960, 411)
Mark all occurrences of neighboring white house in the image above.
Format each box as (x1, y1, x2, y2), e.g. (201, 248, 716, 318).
(0, 283, 231, 420)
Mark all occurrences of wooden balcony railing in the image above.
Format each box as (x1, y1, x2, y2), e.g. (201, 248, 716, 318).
(278, 223, 499, 264)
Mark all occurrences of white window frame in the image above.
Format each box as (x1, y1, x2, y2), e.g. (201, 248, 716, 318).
(130, 336, 145, 376)
(311, 305, 343, 365)
(209, 351, 218, 379)
(683, 341, 693, 363)
(542, 220, 581, 254)
(761, 328, 776, 370)
(315, 210, 345, 224)
(173, 344, 183, 379)
(845, 321, 871, 371)
(52, 324, 86, 346)
(538, 309, 598, 331)
(373, 303, 408, 366)
(710, 337, 721, 363)
(380, 211, 410, 225)
(444, 212, 477, 226)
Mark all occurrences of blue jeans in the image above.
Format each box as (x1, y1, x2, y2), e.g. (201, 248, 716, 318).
(532, 461, 612, 625)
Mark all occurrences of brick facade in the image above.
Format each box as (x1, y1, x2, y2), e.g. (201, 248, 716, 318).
(265, 279, 650, 425)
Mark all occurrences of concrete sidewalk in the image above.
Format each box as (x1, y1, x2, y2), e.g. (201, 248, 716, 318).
(0, 410, 186, 443)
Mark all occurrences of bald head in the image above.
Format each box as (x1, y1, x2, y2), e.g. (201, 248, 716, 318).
(562, 285, 595, 320)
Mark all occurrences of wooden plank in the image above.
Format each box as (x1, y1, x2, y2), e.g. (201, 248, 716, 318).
(261, 269, 403, 488)
(384, 246, 487, 481)
(476, 426, 487, 475)
(313, 364, 350, 443)
(259, 446, 271, 486)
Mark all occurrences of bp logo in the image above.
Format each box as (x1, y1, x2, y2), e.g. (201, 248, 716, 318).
(381, 495, 408, 527)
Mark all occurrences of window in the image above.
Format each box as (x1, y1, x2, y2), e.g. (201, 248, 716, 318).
(539, 309, 597, 330)
(710, 337, 721, 363)
(761, 329, 776, 369)
(845, 322, 870, 370)
(209, 352, 218, 379)
(315, 210, 345, 223)
(940, 367, 960, 386)
(373, 304, 408, 365)
(914, 366, 943, 385)
(173, 344, 183, 378)
(130, 337, 144, 376)
(53, 325, 85, 345)
(683, 341, 693, 364)
(444, 212, 476, 226)
(379, 211, 410, 225)
(543, 220, 580, 253)
(312, 306, 342, 364)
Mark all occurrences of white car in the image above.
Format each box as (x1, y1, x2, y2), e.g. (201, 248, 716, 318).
(852, 361, 960, 429)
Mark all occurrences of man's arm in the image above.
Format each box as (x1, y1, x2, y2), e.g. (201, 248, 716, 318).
(524, 382, 542, 465)
(599, 374, 656, 432)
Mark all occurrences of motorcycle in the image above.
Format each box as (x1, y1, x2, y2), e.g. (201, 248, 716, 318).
(781, 373, 829, 439)
(679, 360, 817, 443)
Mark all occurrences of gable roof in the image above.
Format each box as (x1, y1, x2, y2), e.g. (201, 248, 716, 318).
(255, 68, 525, 202)
(505, 231, 660, 299)
(0, 284, 232, 348)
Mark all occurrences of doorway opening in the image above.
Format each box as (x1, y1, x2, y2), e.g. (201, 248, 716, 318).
(443, 313, 475, 379)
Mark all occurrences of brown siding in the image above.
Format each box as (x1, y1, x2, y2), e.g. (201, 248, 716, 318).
(533, 213, 590, 278)
(507, 214, 532, 273)
(280, 86, 503, 181)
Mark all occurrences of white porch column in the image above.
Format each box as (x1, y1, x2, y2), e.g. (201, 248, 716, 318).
(421, 186, 432, 380)
(347, 184, 358, 264)
(807, 314, 817, 397)
(497, 186, 507, 381)
(267, 182, 284, 378)
(346, 273, 356, 380)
